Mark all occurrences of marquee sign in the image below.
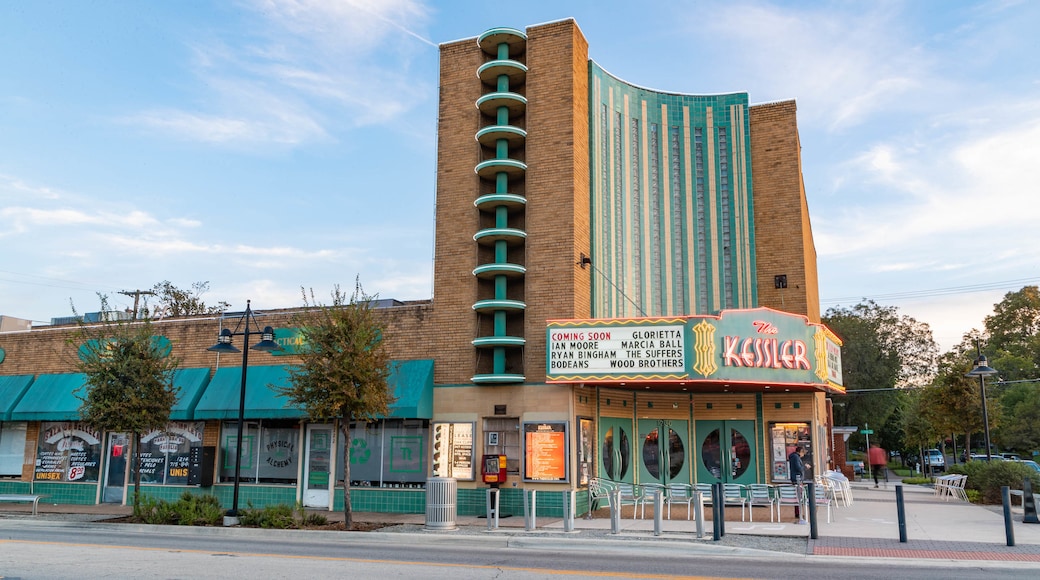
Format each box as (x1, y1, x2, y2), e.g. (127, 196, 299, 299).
(546, 308, 843, 390)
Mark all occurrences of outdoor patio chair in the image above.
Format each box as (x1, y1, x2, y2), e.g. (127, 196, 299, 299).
(694, 483, 715, 508)
(746, 483, 777, 522)
(616, 483, 646, 519)
(722, 483, 747, 521)
(824, 471, 852, 507)
(776, 484, 806, 521)
(586, 477, 617, 515)
(665, 483, 696, 520)
(640, 482, 666, 519)
(812, 481, 833, 523)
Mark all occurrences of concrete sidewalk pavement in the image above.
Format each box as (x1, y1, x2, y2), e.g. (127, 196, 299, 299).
(3, 479, 1040, 564)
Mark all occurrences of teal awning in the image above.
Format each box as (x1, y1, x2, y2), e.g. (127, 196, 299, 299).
(0, 375, 35, 421)
(170, 368, 212, 421)
(193, 365, 305, 420)
(387, 359, 434, 419)
(10, 373, 85, 421)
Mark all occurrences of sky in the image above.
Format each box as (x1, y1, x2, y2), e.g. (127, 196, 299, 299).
(1, 0, 1038, 353)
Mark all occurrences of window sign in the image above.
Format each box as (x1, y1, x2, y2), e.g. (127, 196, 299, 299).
(340, 419, 430, 486)
(523, 422, 568, 483)
(35, 422, 102, 483)
(770, 422, 811, 482)
(136, 422, 204, 485)
(432, 421, 474, 481)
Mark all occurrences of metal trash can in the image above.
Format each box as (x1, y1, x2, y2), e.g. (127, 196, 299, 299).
(425, 477, 457, 531)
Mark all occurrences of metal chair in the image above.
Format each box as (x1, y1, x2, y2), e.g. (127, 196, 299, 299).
(616, 483, 646, 519)
(812, 482, 833, 523)
(665, 483, 696, 520)
(746, 483, 777, 522)
(776, 484, 805, 522)
(722, 483, 747, 521)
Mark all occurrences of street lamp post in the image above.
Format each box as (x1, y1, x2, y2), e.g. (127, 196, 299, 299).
(965, 340, 998, 461)
(206, 300, 281, 521)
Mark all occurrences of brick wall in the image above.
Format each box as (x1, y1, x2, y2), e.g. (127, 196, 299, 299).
(431, 38, 484, 385)
(748, 100, 821, 322)
(523, 19, 591, 382)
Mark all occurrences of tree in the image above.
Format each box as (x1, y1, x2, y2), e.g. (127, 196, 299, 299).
(980, 286, 1040, 453)
(900, 389, 942, 470)
(278, 281, 395, 528)
(823, 300, 938, 451)
(144, 281, 230, 318)
(995, 383, 1040, 452)
(921, 333, 1005, 457)
(75, 301, 179, 515)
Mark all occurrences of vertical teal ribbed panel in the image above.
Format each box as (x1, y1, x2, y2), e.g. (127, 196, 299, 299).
(588, 63, 757, 319)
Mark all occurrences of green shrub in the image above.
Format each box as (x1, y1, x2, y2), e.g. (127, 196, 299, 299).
(136, 496, 178, 525)
(238, 503, 329, 529)
(239, 503, 297, 529)
(949, 461, 1040, 504)
(172, 492, 224, 526)
(901, 476, 932, 485)
(302, 512, 328, 527)
(132, 492, 223, 526)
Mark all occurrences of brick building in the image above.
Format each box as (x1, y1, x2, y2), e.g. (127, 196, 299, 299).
(0, 19, 841, 516)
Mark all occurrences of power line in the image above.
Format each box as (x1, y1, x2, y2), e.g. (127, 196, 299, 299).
(821, 277, 1040, 306)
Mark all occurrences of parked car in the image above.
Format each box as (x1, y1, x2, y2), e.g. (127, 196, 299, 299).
(970, 454, 1005, 461)
(846, 460, 865, 475)
(1000, 453, 1020, 461)
(923, 449, 946, 473)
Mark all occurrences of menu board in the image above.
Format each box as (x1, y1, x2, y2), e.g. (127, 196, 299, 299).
(523, 422, 568, 482)
(431, 422, 474, 480)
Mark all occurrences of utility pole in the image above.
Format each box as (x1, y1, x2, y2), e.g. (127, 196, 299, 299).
(119, 289, 155, 320)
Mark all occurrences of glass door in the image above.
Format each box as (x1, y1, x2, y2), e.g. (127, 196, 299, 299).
(695, 420, 757, 485)
(598, 417, 633, 483)
(102, 433, 129, 503)
(637, 419, 689, 485)
(302, 424, 333, 508)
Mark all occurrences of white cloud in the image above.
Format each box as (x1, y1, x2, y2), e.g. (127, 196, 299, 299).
(123, 0, 434, 147)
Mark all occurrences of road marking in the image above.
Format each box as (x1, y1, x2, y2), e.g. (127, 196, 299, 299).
(0, 539, 746, 579)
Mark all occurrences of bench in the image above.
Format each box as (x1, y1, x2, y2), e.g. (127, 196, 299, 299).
(0, 494, 43, 516)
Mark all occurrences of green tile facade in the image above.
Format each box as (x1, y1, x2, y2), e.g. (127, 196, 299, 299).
(589, 62, 757, 318)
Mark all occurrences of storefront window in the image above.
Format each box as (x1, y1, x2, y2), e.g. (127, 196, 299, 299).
(0, 422, 27, 477)
(34, 422, 102, 483)
(336, 419, 428, 487)
(770, 422, 811, 482)
(134, 422, 204, 485)
(220, 420, 300, 484)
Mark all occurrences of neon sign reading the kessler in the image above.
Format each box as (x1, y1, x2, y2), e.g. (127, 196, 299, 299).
(722, 320, 811, 370)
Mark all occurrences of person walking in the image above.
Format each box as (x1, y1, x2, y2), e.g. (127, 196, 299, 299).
(868, 443, 887, 488)
(788, 446, 808, 524)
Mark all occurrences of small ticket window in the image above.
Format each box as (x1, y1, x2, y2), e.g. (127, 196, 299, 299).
(482, 454, 507, 485)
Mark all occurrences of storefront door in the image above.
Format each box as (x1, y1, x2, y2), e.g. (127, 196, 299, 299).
(695, 420, 757, 485)
(637, 419, 689, 485)
(302, 424, 333, 508)
(102, 433, 129, 503)
(598, 417, 633, 483)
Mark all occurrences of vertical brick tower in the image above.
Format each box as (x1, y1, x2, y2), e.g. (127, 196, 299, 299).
(432, 20, 591, 387)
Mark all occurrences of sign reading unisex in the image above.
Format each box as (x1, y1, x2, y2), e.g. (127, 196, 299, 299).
(546, 308, 843, 391)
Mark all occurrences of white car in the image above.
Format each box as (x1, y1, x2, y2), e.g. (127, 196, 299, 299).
(924, 449, 945, 473)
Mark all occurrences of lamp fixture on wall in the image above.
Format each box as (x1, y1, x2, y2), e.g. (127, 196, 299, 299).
(578, 253, 592, 269)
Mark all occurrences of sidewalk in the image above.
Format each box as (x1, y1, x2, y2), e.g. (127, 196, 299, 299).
(3, 479, 1040, 565)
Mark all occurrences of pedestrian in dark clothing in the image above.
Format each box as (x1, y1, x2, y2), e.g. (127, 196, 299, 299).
(868, 444, 887, 488)
(788, 446, 807, 523)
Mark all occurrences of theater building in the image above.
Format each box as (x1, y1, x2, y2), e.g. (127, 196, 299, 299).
(0, 19, 842, 515)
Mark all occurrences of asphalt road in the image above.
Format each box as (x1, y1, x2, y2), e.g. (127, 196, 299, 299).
(2, 520, 1039, 579)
